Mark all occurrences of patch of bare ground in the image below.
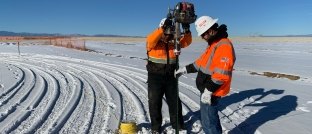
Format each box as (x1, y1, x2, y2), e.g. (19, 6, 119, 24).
(249, 71, 300, 80)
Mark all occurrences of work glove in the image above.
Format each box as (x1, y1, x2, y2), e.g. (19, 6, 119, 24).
(164, 25, 174, 35)
(182, 23, 190, 33)
(201, 88, 212, 105)
(162, 18, 173, 30)
(174, 66, 187, 78)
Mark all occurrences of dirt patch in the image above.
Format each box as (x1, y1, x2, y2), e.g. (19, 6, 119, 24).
(249, 71, 300, 80)
(263, 72, 300, 80)
(105, 53, 113, 56)
(249, 72, 261, 75)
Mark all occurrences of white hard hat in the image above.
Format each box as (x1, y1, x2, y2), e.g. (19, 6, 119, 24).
(195, 16, 218, 36)
(159, 18, 167, 28)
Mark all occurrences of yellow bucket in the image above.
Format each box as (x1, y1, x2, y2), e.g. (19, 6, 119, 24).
(119, 121, 138, 134)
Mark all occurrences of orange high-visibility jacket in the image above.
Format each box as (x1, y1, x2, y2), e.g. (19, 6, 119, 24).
(146, 28, 192, 64)
(193, 38, 236, 96)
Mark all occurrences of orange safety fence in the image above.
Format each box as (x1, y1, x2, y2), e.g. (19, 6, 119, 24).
(50, 38, 86, 51)
(0, 36, 24, 40)
(1, 36, 87, 51)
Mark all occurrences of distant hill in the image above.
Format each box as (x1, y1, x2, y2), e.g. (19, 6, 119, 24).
(0, 31, 64, 37)
(0, 31, 143, 38)
(258, 34, 312, 37)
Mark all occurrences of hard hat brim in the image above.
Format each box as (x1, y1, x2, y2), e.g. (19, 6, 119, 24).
(159, 18, 167, 28)
(197, 18, 218, 36)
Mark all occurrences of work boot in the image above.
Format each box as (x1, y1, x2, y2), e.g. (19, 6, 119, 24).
(179, 124, 186, 130)
(172, 124, 185, 130)
(151, 130, 160, 134)
(172, 124, 186, 132)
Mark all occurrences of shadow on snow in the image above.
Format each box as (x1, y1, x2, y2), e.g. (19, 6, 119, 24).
(137, 88, 297, 134)
(218, 88, 297, 134)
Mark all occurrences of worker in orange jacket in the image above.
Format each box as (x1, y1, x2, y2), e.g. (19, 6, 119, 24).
(146, 18, 192, 133)
(175, 16, 236, 134)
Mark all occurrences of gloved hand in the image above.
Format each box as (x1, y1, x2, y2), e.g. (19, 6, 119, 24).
(163, 18, 173, 30)
(174, 66, 187, 78)
(182, 23, 190, 33)
(201, 88, 212, 105)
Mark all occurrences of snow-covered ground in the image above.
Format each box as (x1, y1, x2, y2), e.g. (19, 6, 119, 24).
(0, 38, 311, 134)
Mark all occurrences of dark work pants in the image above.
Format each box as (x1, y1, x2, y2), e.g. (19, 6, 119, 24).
(147, 72, 184, 132)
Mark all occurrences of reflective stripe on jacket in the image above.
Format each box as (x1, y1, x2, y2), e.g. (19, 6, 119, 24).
(146, 28, 192, 64)
(193, 38, 236, 96)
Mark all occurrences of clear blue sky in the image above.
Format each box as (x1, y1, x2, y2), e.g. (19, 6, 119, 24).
(1, 0, 311, 36)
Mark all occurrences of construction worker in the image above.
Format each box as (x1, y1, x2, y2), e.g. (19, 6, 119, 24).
(175, 16, 236, 133)
(146, 18, 192, 133)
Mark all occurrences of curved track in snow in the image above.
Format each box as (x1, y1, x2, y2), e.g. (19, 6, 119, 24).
(0, 53, 205, 133)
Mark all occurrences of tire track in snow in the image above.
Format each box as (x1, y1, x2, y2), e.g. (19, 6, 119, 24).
(29, 59, 118, 133)
(5, 61, 65, 134)
(73, 68, 116, 133)
(2, 71, 45, 133)
(0, 64, 24, 97)
(0, 66, 36, 133)
(51, 58, 148, 132)
(27, 68, 61, 134)
(59, 66, 96, 133)
(0, 65, 26, 107)
(43, 55, 151, 130)
(19, 61, 78, 134)
(47, 73, 83, 133)
(65, 63, 144, 133)
(73, 57, 206, 132)
(0, 53, 245, 133)
(217, 88, 263, 134)
(23, 60, 85, 134)
(91, 60, 205, 132)
(2, 65, 60, 134)
(101, 70, 146, 122)
(21, 55, 142, 132)
(0, 54, 201, 133)
(14, 55, 115, 133)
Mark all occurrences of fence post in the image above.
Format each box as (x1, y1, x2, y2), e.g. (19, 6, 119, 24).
(18, 41, 20, 55)
(84, 39, 86, 50)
